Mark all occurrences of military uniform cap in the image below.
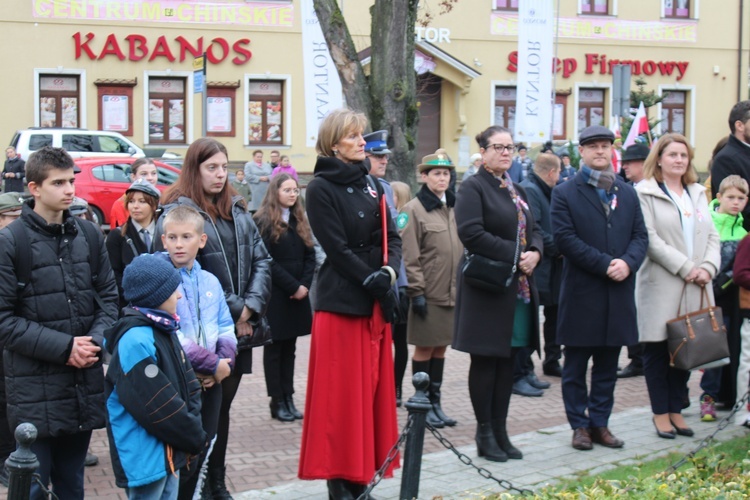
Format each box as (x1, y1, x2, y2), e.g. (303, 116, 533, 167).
(418, 149, 455, 173)
(364, 130, 392, 155)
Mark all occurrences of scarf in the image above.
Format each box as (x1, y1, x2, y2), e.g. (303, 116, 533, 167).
(500, 174, 531, 304)
(580, 164, 617, 209)
(132, 306, 181, 334)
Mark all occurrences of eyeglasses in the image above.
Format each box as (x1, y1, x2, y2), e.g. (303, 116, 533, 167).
(281, 188, 300, 195)
(486, 144, 516, 154)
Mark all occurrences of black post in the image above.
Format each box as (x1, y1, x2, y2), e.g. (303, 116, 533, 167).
(6, 423, 39, 500)
(400, 372, 431, 500)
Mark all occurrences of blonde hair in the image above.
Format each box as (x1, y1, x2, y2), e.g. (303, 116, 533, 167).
(315, 109, 368, 158)
(643, 133, 699, 185)
(718, 174, 749, 196)
(163, 205, 205, 235)
(391, 181, 412, 211)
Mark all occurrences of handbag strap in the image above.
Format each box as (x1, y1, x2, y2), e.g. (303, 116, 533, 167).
(463, 221, 522, 271)
(676, 282, 713, 317)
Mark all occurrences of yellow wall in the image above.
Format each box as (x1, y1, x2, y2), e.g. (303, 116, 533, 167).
(1, 0, 748, 171)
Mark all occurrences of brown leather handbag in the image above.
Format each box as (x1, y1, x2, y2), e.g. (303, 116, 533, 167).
(666, 284, 729, 371)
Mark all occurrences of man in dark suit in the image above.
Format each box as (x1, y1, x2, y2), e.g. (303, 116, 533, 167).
(711, 100, 750, 231)
(550, 125, 648, 451)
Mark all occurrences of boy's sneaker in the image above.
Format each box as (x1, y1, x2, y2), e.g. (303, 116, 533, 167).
(700, 395, 717, 422)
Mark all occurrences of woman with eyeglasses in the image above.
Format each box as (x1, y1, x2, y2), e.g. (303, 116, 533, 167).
(453, 125, 543, 462)
(253, 174, 315, 423)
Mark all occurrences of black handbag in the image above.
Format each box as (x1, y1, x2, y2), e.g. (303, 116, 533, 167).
(461, 222, 522, 293)
(666, 284, 729, 371)
(237, 316, 273, 351)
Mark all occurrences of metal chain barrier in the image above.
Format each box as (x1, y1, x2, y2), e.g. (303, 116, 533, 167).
(33, 472, 60, 500)
(425, 423, 534, 496)
(663, 388, 750, 475)
(357, 415, 415, 500)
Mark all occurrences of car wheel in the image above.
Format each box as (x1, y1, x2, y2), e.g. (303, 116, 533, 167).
(90, 206, 105, 227)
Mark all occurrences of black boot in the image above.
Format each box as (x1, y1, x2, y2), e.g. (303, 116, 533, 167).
(285, 394, 303, 419)
(270, 397, 295, 422)
(492, 419, 522, 459)
(412, 359, 444, 428)
(395, 386, 402, 408)
(475, 422, 508, 462)
(429, 358, 457, 426)
(327, 479, 355, 500)
(207, 466, 234, 500)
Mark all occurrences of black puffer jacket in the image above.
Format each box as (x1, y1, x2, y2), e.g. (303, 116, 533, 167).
(0, 202, 119, 438)
(155, 196, 272, 324)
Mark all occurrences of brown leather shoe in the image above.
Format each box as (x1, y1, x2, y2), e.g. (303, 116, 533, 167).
(590, 427, 624, 448)
(572, 427, 593, 450)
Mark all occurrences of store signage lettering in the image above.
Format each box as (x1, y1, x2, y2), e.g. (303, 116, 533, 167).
(73, 32, 252, 65)
(414, 27, 451, 44)
(507, 51, 689, 81)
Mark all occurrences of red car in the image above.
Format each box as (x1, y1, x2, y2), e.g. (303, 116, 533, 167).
(73, 157, 180, 226)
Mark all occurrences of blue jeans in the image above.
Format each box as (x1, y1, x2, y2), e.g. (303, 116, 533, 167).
(127, 472, 179, 500)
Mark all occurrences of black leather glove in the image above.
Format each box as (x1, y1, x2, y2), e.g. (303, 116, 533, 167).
(411, 295, 427, 319)
(379, 289, 399, 323)
(363, 268, 393, 298)
(397, 287, 410, 322)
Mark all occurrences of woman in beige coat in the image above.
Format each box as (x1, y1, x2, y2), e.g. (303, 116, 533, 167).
(636, 133, 720, 439)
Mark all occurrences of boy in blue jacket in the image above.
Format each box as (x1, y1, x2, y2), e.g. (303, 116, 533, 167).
(160, 205, 237, 499)
(104, 253, 207, 499)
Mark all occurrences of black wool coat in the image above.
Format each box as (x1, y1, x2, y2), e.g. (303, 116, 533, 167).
(260, 216, 315, 340)
(520, 172, 562, 305)
(452, 167, 543, 358)
(710, 134, 750, 231)
(3, 157, 25, 193)
(305, 156, 402, 317)
(106, 220, 150, 310)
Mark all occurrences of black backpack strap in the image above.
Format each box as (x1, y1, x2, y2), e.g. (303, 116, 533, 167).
(74, 218, 106, 311)
(7, 220, 30, 292)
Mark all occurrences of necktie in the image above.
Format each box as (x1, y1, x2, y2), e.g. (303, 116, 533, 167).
(140, 229, 151, 251)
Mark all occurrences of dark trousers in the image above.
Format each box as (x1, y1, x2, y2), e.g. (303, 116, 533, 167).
(642, 340, 690, 414)
(263, 338, 298, 398)
(0, 355, 14, 462)
(562, 346, 620, 429)
(207, 366, 243, 473)
(512, 346, 534, 382)
(542, 305, 562, 367)
(392, 322, 408, 394)
(179, 383, 222, 500)
(626, 343, 644, 368)
(468, 350, 517, 424)
(30, 430, 91, 500)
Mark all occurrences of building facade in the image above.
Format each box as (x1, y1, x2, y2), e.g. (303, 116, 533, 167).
(1, 0, 748, 172)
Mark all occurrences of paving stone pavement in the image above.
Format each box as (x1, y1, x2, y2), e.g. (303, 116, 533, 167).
(2, 332, 747, 499)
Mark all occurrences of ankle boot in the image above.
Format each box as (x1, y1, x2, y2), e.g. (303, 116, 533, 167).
(270, 397, 295, 422)
(285, 394, 303, 419)
(429, 358, 457, 426)
(491, 419, 522, 459)
(412, 359, 444, 428)
(327, 479, 355, 500)
(207, 466, 234, 500)
(475, 422, 508, 462)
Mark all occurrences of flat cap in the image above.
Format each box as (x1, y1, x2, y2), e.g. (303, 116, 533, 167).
(579, 125, 615, 146)
(418, 148, 455, 173)
(622, 143, 651, 163)
(0, 192, 24, 216)
(364, 130, 392, 155)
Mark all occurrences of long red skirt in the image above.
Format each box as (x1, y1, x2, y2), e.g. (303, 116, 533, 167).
(298, 303, 400, 483)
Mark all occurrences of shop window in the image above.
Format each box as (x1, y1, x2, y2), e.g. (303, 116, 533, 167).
(493, 86, 516, 132)
(147, 78, 186, 144)
(580, 0, 609, 15)
(661, 91, 686, 136)
(207, 82, 240, 138)
(553, 94, 569, 140)
(247, 80, 284, 144)
(493, 0, 518, 11)
(96, 80, 136, 136)
(664, 0, 691, 18)
(578, 89, 605, 130)
(39, 75, 80, 128)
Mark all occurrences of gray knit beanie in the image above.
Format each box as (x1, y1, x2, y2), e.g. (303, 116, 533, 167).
(123, 254, 181, 309)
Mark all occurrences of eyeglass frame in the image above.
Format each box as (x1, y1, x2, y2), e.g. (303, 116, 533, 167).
(280, 187, 301, 195)
(484, 143, 516, 154)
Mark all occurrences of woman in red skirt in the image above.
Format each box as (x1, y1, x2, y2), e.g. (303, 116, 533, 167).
(299, 108, 402, 499)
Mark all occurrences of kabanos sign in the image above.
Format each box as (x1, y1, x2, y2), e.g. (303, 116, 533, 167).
(73, 32, 252, 65)
(507, 51, 689, 81)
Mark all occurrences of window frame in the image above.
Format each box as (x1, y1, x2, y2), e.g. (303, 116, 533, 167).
(207, 83, 240, 138)
(662, 0, 698, 19)
(656, 85, 696, 146)
(578, 0, 618, 16)
(492, 0, 519, 12)
(143, 71, 193, 147)
(146, 77, 187, 145)
(38, 75, 81, 128)
(493, 85, 517, 132)
(34, 68, 87, 129)
(573, 83, 613, 140)
(96, 81, 136, 136)
(244, 74, 292, 147)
